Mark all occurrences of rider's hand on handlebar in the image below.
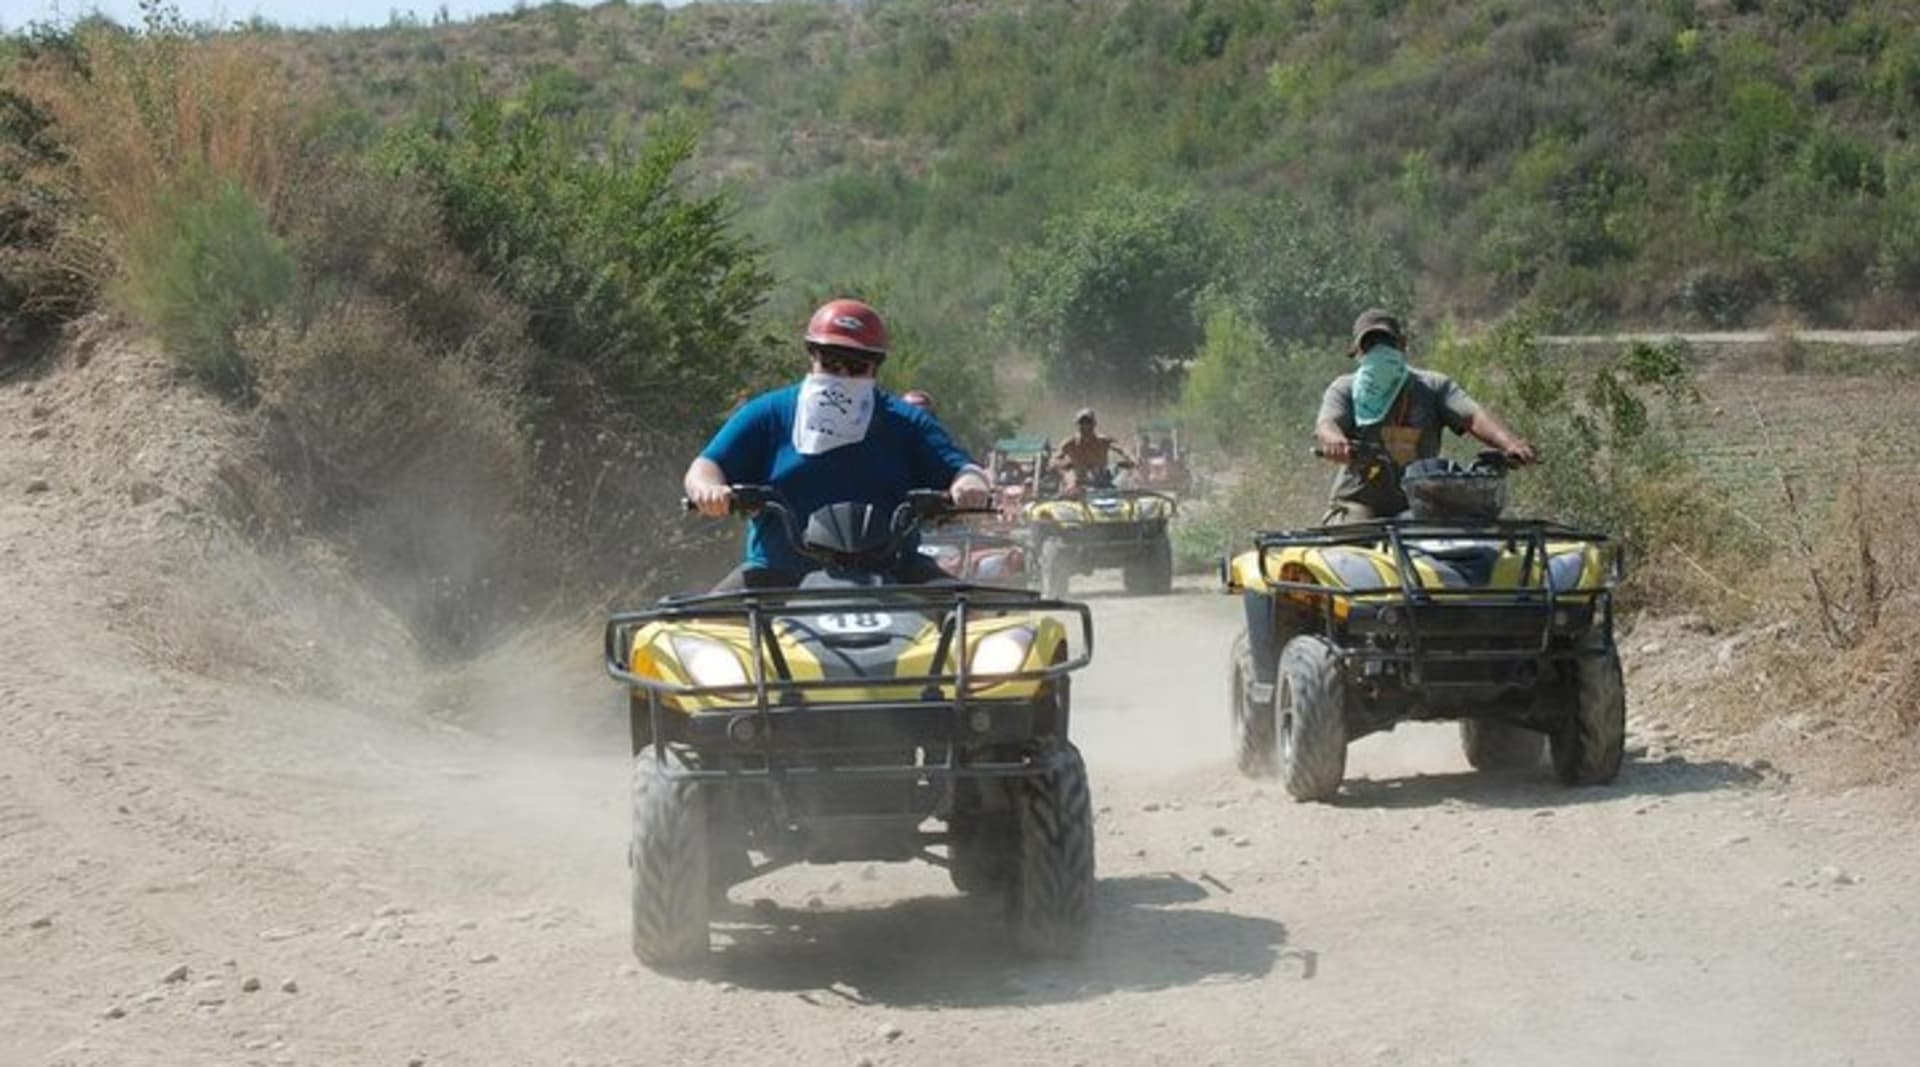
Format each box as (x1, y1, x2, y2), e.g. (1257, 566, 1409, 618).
(1504, 438, 1539, 466)
(687, 482, 734, 518)
(1314, 427, 1353, 462)
(949, 470, 993, 510)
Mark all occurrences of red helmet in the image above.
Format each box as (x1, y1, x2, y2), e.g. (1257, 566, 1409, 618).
(902, 389, 935, 412)
(805, 298, 890, 356)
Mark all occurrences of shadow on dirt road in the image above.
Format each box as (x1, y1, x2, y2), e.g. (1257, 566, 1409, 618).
(701, 873, 1293, 1007)
(1333, 754, 1766, 811)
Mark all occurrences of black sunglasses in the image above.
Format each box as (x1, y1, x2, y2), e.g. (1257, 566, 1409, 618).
(809, 344, 884, 377)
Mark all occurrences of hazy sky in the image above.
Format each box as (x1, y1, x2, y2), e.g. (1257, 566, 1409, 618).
(2, 0, 698, 32)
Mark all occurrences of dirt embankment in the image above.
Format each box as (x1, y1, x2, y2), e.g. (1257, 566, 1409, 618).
(4, 325, 1920, 1066)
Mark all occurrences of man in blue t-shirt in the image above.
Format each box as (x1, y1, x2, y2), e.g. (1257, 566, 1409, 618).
(684, 298, 992, 590)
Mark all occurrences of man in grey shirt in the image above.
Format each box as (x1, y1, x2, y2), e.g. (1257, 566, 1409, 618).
(1313, 309, 1536, 523)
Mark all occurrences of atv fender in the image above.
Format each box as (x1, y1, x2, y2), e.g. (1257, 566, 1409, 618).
(1241, 591, 1281, 687)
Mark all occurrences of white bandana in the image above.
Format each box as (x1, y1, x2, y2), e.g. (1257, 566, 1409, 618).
(791, 373, 877, 455)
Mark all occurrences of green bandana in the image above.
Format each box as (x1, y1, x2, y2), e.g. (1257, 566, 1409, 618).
(1352, 345, 1409, 427)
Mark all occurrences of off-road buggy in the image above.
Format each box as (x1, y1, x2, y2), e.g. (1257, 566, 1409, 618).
(606, 487, 1096, 966)
(1222, 446, 1625, 801)
(1024, 478, 1177, 598)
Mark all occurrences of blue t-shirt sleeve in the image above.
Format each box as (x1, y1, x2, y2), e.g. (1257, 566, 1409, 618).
(903, 405, 976, 487)
(700, 395, 776, 482)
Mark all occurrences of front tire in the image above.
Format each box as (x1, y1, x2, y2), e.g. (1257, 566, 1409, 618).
(1231, 631, 1275, 778)
(1011, 742, 1095, 957)
(1039, 537, 1071, 599)
(1123, 536, 1174, 596)
(949, 815, 1016, 895)
(1551, 643, 1626, 786)
(1276, 636, 1347, 802)
(629, 749, 711, 967)
(1460, 719, 1544, 772)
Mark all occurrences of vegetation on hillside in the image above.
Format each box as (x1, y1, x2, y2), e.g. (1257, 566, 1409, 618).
(0, 14, 780, 648)
(199, 0, 1920, 346)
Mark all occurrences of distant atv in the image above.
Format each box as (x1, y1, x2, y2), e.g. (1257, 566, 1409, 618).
(1222, 446, 1625, 801)
(1132, 419, 1196, 498)
(919, 523, 1031, 586)
(986, 434, 1058, 524)
(1025, 471, 1177, 598)
(606, 487, 1096, 966)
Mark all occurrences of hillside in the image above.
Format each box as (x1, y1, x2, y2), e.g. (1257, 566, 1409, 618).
(255, 0, 1920, 342)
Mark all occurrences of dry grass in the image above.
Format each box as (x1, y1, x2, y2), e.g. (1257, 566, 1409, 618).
(12, 27, 301, 280)
(1669, 461, 1920, 781)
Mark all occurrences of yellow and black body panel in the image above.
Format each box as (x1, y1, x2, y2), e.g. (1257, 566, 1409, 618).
(1024, 489, 1177, 571)
(605, 584, 1093, 781)
(1025, 490, 1176, 528)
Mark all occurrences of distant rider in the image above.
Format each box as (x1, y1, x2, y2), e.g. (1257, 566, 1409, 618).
(1055, 409, 1133, 494)
(1313, 308, 1535, 523)
(684, 299, 992, 589)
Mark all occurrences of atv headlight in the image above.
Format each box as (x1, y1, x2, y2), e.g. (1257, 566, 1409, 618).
(669, 634, 749, 689)
(969, 627, 1036, 678)
(1547, 551, 1588, 593)
(975, 553, 1008, 579)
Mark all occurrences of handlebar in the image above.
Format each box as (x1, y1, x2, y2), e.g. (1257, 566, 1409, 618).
(1311, 441, 1535, 469)
(682, 485, 998, 566)
(1310, 440, 1392, 461)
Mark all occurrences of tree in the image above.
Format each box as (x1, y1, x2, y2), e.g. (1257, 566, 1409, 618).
(1000, 185, 1214, 395)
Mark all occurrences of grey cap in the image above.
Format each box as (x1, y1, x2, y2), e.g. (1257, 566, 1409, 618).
(1348, 308, 1406, 356)
(1074, 408, 1096, 424)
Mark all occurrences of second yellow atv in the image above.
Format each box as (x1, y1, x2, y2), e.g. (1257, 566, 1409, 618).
(1223, 449, 1625, 801)
(1025, 478, 1177, 598)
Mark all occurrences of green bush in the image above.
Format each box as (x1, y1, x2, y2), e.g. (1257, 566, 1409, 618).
(0, 83, 95, 336)
(1429, 319, 1766, 598)
(387, 89, 775, 420)
(999, 185, 1214, 394)
(122, 176, 295, 393)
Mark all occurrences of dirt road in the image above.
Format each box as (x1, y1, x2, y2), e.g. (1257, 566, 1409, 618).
(5, 506, 1919, 1067)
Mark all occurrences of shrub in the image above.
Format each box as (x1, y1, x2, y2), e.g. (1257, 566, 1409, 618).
(1430, 318, 1765, 605)
(249, 301, 541, 651)
(9, 19, 298, 255)
(999, 185, 1214, 395)
(1211, 192, 1412, 347)
(386, 90, 776, 420)
(0, 83, 97, 334)
(121, 176, 295, 393)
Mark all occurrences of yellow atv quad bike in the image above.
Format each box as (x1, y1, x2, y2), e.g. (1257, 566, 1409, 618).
(1222, 446, 1625, 802)
(1024, 470, 1177, 598)
(606, 486, 1096, 967)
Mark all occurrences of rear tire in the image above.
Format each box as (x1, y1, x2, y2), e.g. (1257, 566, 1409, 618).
(629, 750, 711, 967)
(1459, 719, 1544, 772)
(1039, 537, 1071, 599)
(1276, 636, 1347, 802)
(1231, 632, 1275, 778)
(1011, 742, 1095, 957)
(1124, 536, 1174, 596)
(1551, 643, 1626, 786)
